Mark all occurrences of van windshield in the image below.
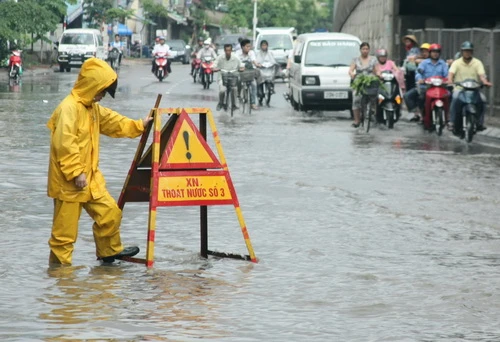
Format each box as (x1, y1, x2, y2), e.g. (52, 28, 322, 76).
(258, 34, 293, 50)
(61, 33, 94, 45)
(305, 40, 359, 67)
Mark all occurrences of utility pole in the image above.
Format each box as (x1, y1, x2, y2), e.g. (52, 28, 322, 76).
(252, 0, 258, 45)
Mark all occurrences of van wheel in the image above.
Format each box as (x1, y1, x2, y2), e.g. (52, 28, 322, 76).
(65, 67, 71, 72)
(59, 64, 64, 72)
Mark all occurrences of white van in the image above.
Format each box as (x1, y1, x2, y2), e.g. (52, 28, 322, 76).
(57, 28, 108, 72)
(288, 33, 361, 112)
(255, 27, 295, 80)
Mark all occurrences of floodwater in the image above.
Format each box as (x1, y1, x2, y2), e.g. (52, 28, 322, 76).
(1, 63, 500, 341)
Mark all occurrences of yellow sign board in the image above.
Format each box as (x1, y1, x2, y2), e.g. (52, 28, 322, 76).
(160, 110, 221, 170)
(157, 172, 234, 206)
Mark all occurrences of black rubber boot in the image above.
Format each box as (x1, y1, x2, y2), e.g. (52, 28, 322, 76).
(101, 246, 140, 263)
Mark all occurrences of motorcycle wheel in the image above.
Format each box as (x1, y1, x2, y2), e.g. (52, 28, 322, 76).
(229, 88, 234, 117)
(193, 70, 197, 83)
(465, 115, 475, 143)
(434, 108, 444, 136)
(241, 85, 249, 115)
(386, 110, 395, 129)
(158, 69, 163, 82)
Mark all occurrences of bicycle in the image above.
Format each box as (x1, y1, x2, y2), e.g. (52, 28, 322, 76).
(360, 83, 379, 133)
(220, 69, 239, 117)
(239, 69, 255, 115)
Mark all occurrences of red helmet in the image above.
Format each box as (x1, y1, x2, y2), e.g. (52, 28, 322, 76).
(429, 43, 441, 51)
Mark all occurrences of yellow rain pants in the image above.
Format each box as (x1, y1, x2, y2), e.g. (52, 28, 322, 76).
(48, 191, 124, 265)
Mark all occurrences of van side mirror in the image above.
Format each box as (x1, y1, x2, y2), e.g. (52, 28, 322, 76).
(294, 55, 301, 63)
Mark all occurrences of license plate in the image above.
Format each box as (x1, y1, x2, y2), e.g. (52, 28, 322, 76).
(324, 91, 348, 99)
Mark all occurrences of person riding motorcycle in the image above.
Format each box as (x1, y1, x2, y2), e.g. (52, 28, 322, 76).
(415, 43, 430, 66)
(255, 40, 277, 100)
(151, 36, 171, 74)
(403, 43, 448, 123)
(375, 49, 403, 123)
(213, 44, 245, 111)
(402, 35, 421, 91)
(197, 40, 217, 60)
(190, 37, 205, 75)
(447, 41, 492, 132)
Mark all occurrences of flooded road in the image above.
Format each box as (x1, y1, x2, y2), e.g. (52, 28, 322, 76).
(1, 61, 500, 341)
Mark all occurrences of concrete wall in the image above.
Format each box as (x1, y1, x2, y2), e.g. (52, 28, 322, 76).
(340, 0, 395, 56)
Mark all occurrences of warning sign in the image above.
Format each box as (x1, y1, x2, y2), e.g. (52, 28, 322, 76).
(160, 110, 221, 170)
(157, 171, 234, 206)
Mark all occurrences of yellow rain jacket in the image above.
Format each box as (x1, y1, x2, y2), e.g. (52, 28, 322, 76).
(47, 58, 144, 202)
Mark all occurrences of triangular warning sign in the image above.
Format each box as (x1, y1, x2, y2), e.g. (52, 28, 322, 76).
(160, 110, 222, 170)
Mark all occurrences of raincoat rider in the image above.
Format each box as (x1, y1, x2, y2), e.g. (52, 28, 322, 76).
(46, 58, 152, 265)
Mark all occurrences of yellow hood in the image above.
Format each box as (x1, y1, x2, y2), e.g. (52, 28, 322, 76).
(71, 58, 117, 106)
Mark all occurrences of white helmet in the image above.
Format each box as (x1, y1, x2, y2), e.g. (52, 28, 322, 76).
(203, 39, 210, 46)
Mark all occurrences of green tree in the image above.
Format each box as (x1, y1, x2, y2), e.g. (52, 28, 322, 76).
(83, 0, 114, 28)
(222, 0, 297, 32)
(106, 7, 135, 24)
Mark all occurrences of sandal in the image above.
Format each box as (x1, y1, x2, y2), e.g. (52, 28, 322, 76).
(351, 122, 360, 128)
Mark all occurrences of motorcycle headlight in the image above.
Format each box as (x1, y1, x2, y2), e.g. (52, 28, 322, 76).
(378, 94, 385, 103)
(462, 81, 479, 89)
(430, 78, 443, 86)
(383, 73, 394, 81)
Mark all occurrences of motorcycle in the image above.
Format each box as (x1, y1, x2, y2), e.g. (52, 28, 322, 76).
(200, 56, 214, 89)
(192, 58, 201, 83)
(258, 62, 276, 107)
(8, 50, 22, 80)
(108, 47, 120, 71)
(377, 70, 401, 129)
(422, 76, 450, 135)
(452, 79, 483, 143)
(154, 52, 169, 82)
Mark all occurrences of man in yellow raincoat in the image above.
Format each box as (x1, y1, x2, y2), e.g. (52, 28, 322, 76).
(47, 57, 152, 265)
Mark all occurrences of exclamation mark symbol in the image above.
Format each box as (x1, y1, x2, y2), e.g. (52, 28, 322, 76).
(183, 131, 192, 160)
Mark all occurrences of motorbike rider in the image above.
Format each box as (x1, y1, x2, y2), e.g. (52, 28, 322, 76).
(213, 44, 245, 111)
(255, 40, 277, 100)
(236, 38, 259, 110)
(402, 35, 421, 92)
(190, 37, 204, 75)
(151, 36, 171, 74)
(197, 39, 217, 60)
(375, 48, 403, 122)
(447, 41, 492, 132)
(415, 43, 430, 66)
(110, 34, 124, 66)
(403, 43, 448, 124)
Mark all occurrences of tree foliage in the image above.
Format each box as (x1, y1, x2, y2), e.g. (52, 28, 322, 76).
(221, 0, 333, 34)
(0, 0, 76, 60)
(82, 0, 114, 28)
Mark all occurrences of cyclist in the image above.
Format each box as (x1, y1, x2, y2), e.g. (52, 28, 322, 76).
(213, 44, 245, 111)
(348, 42, 378, 128)
(447, 41, 492, 132)
(110, 34, 124, 66)
(235, 38, 259, 110)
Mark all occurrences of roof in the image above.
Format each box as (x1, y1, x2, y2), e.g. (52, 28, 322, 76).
(297, 32, 361, 42)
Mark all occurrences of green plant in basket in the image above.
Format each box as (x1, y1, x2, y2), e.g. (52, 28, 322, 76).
(351, 74, 383, 95)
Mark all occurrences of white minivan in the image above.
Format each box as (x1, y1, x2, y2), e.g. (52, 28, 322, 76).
(57, 28, 108, 72)
(288, 33, 361, 112)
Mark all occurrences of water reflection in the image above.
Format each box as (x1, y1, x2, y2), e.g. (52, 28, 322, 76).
(39, 264, 231, 339)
